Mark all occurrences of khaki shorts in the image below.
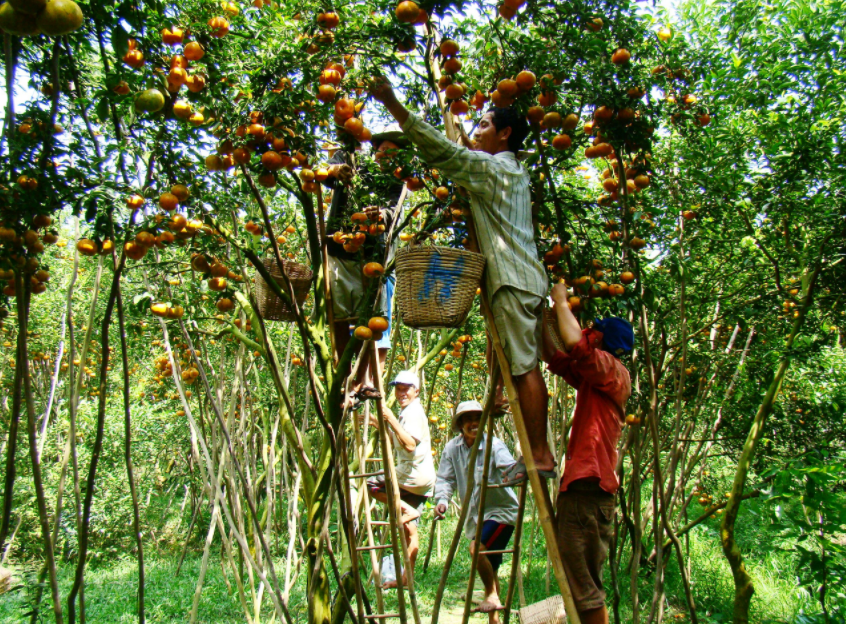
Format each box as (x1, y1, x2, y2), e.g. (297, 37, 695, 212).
(556, 480, 616, 613)
(490, 286, 544, 376)
(329, 256, 393, 349)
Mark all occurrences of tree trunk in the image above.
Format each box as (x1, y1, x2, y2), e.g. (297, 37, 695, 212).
(720, 262, 822, 624)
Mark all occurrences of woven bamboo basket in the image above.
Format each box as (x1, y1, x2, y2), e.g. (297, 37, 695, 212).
(518, 595, 566, 624)
(254, 258, 313, 322)
(394, 245, 485, 329)
(544, 308, 566, 353)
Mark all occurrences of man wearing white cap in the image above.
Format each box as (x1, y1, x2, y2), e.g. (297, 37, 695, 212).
(365, 369, 436, 588)
(434, 401, 519, 623)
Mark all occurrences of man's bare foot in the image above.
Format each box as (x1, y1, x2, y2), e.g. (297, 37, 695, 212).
(382, 574, 407, 589)
(502, 457, 557, 484)
(479, 594, 502, 613)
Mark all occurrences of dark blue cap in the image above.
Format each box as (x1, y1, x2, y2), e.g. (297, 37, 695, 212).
(594, 317, 634, 357)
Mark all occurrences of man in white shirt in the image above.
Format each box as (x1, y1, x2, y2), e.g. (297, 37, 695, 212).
(435, 401, 519, 624)
(369, 78, 557, 483)
(366, 370, 436, 588)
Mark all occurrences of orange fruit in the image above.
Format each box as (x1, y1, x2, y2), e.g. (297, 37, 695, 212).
(36, 0, 83, 36)
(368, 317, 389, 332)
(497, 78, 519, 98)
(353, 326, 373, 340)
(317, 84, 336, 103)
(551, 134, 571, 150)
(159, 192, 179, 211)
(186, 75, 206, 93)
(449, 100, 469, 116)
(76, 239, 98, 256)
(184, 41, 204, 60)
(515, 70, 536, 91)
(611, 48, 631, 65)
(124, 241, 147, 261)
(543, 112, 561, 128)
(151, 303, 169, 317)
(216, 298, 235, 312)
(440, 39, 459, 57)
(171, 184, 190, 201)
(561, 113, 579, 131)
(208, 16, 230, 37)
(537, 90, 557, 107)
(442, 57, 461, 74)
(262, 150, 284, 170)
(362, 262, 384, 278)
(395, 1, 420, 23)
(527, 106, 545, 124)
(208, 277, 228, 291)
(127, 194, 145, 209)
(344, 117, 364, 137)
(434, 186, 449, 201)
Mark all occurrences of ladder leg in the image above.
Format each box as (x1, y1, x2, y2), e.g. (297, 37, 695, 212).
(502, 482, 528, 624)
(355, 401, 385, 613)
(462, 413, 497, 624)
(422, 515, 440, 574)
(480, 293, 583, 624)
(430, 364, 501, 624)
(370, 344, 416, 624)
(340, 428, 368, 624)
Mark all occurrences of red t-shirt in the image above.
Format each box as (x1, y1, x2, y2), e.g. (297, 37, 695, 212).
(546, 328, 631, 495)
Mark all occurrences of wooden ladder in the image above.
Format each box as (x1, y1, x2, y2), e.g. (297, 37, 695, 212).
(339, 341, 425, 624)
(458, 412, 529, 624)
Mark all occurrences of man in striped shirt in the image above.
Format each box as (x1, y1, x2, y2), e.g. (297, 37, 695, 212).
(369, 78, 557, 479)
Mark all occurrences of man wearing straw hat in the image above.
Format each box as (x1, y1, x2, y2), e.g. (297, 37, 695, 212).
(322, 133, 409, 407)
(368, 78, 557, 484)
(434, 400, 519, 624)
(364, 370, 436, 588)
(542, 283, 633, 624)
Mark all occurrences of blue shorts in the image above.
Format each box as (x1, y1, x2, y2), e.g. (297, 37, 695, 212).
(375, 276, 394, 350)
(478, 520, 515, 571)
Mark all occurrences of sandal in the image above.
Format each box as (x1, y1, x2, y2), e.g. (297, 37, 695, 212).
(501, 457, 557, 487)
(344, 391, 363, 412)
(357, 386, 383, 401)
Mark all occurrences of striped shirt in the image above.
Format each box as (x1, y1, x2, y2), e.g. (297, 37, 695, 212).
(401, 115, 547, 298)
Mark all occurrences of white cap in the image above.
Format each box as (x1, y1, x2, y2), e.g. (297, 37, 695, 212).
(389, 370, 420, 389)
(452, 400, 483, 432)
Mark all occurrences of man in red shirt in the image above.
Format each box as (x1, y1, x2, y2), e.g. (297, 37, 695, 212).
(542, 283, 633, 624)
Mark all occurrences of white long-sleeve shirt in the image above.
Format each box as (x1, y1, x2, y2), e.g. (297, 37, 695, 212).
(400, 114, 547, 299)
(434, 434, 519, 539)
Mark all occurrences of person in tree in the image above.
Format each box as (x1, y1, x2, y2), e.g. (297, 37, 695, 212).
(434, 400, 519, 624)
(321, 132, 409, 408)
(368, 78, 556, 483)
(365, 370, 436, 588)
(542, 282, 633, 624)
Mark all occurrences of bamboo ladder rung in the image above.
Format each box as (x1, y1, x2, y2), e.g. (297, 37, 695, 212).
(479, 548, 514, 556)
(370, 521, 390, 526)
(366, 457, 383, 462)
(357, 544, 392, 552)
(366, 614, 402, 619)
(350, 471, 385, 479)
(473, 606, 508, 613)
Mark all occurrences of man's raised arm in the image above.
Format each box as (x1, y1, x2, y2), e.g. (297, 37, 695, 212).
(368, 76, 492, 196)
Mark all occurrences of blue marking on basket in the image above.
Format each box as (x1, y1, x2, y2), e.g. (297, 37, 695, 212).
(420, 254, 465, 303)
